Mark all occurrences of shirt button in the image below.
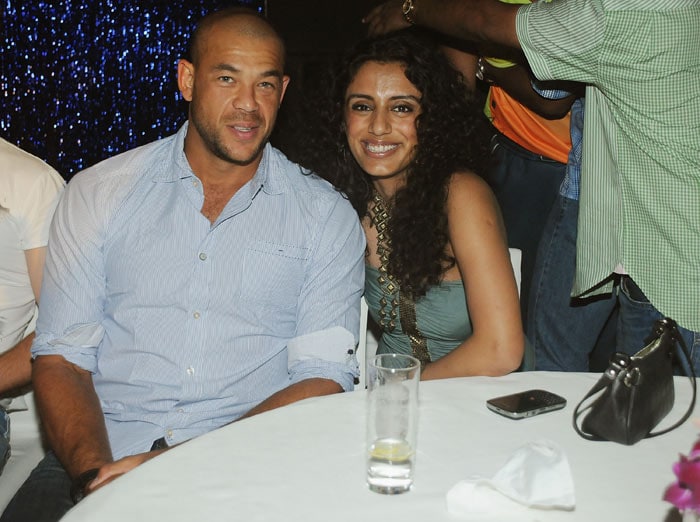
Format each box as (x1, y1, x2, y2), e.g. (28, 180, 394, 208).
(186, 366, 195, 376)
(199, 252, 207, 261)
(191, 180, 198, 187)
(177, 408, 184, 414)
(167, 429, 174, 439)
(193, 311, 200, 319)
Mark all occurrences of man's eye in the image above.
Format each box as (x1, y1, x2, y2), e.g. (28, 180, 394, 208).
(218, 76, 234, 83)
(259, 81, 276, 89)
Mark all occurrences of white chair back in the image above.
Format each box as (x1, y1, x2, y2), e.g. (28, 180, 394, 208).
(509, 247, 522, 297)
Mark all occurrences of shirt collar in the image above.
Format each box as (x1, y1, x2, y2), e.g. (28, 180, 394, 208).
(153, 121, 285, 197)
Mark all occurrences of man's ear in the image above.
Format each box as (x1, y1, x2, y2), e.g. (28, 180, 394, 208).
(177, 59, 195, 102)
(279, 75, 291, 105)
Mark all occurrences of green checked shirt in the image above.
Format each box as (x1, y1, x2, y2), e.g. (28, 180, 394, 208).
(516, 0, 700, 331)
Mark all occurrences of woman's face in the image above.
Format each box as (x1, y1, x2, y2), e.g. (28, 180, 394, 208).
(344, 61, 421, 183)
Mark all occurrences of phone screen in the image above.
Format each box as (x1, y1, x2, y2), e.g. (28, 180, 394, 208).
(486, 389, 566, 419)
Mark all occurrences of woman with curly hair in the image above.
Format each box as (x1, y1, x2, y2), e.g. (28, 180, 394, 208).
(300, 30, 524, 379)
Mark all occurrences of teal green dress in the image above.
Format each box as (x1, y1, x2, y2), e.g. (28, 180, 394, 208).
(364, 265, 473, 361)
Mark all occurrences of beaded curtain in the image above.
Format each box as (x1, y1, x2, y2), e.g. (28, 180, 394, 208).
(1, 1, 265, 179)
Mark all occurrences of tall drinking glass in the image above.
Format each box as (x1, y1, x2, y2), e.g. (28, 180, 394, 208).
(366, 353, 420, 494)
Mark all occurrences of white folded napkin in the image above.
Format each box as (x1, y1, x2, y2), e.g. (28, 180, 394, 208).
(446, 439, 575, 519)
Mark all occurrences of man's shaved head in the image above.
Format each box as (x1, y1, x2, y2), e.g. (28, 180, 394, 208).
(188, 7, 286, 69)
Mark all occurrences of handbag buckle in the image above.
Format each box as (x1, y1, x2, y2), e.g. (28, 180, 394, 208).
(622, 367, 641, 387)
(605, 353, 631, 380)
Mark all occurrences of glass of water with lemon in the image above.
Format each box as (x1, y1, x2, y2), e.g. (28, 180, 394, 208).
(366, 353, 420, 494)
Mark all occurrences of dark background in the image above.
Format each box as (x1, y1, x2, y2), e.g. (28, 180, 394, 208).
(1, 0, 376, 179)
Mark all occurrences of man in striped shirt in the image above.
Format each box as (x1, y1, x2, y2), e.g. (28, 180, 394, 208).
(2, 8, 365, 522)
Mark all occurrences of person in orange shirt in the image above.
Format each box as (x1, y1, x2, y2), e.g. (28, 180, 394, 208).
(480, 56, 581, 327)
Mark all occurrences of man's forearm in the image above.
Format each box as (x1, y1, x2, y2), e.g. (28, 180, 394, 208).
(366, 0, 521, 50)
(423, 0, 520, 47)
(32, 355, 113, 478)
(483, 62, 577, 120)
(0, 333, 34, 396)
(240, 378, 342, 420)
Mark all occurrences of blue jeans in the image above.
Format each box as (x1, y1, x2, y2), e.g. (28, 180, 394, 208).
(0, 452, 73, 522)
(618, 276, 700, 375)
(530, 193, 700, 373)
(487, 132, 566, 326)
(528, 195, 617, 371)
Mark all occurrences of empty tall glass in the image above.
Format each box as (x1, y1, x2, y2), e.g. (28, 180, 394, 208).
(366, 353, 420, 494)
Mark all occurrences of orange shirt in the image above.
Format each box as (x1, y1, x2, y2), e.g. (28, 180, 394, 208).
(487, 85, 571, 164)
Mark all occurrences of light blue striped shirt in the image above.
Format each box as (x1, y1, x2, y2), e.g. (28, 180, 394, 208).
(32, 123, 365, 459)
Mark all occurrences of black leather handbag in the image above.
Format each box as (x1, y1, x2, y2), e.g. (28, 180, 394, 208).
(573, 318, 697, 445)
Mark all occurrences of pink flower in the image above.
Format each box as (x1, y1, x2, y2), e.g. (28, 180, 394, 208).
(665, 438, 700, 512)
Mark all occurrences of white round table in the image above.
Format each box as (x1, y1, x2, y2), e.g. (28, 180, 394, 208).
(61, 372, 696, 522)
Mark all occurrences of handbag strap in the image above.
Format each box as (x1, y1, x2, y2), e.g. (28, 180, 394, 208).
(646, 325, 696, 438)
(573, 319, 697, 441)
(572, 358, 625, 441)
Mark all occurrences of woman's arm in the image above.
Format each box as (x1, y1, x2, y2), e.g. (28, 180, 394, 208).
(420, 172, 524, 380)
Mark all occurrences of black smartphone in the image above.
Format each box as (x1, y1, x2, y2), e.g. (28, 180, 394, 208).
(486, 389, 567, 419)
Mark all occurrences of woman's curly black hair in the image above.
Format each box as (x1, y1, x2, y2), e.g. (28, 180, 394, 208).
(296, 30, 489, 298)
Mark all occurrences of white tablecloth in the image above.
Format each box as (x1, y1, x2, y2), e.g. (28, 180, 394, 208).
(61, 372, 697, 522)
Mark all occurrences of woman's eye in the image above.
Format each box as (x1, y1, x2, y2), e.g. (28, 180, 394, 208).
(351, 103, 372, 112)
(392, 104, 414, 113)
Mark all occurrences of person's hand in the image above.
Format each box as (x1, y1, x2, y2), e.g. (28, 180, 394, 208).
(363, 1, 411, 36)
(87, 449, 168, 494)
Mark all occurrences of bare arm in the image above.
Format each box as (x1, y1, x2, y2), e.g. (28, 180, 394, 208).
(90, 378, 343, 491)
(420, 173, 524, 380)
(240, 378, 342, 420)
(364, 0, 521, 50)
(32, 355, 113, 478)
(88, 378, 343, 491)
(0, 247, 48, 395)
(0, 333, 34, 395)
(480, 60, 579, 119)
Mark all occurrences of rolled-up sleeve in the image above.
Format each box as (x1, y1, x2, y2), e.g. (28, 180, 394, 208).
(287, 194, 365, 392)
(32, 171, 110, 373)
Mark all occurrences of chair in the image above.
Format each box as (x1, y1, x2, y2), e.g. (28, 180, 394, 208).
(509, 247, 522, 297)
(353, 247, 522, 390)
(354, 296, 376, 391)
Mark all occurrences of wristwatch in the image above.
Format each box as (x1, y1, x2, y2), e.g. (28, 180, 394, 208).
(402, 0, 417, 25)
(475, 57, 494, 84)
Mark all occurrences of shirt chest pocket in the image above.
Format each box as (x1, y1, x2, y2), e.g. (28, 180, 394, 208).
(240, 241, 308, 310)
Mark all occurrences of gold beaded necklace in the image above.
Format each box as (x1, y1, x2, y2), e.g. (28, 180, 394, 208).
(369, 190, 431, 367)
(369, 190, 399, 332)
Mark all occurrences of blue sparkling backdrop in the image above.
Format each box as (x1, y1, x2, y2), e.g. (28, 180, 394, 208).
(2, 1, 265, 179)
